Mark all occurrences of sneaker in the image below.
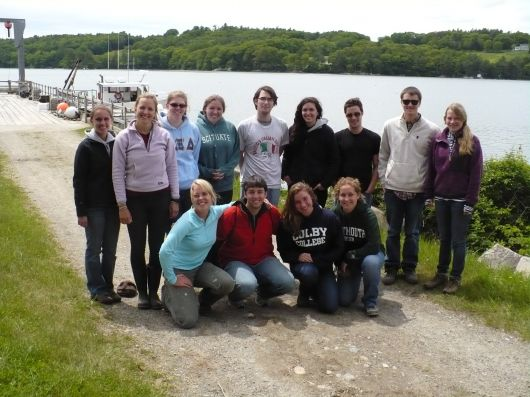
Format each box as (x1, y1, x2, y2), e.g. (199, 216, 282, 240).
(229, 299, 245, 309)
(382, 269, 397, 285)
(108, 290, 122, 303)
(149, 293, 163, 310)
(137, 294, 151, 310)
(424, 273, 448, 290)
(93, 292, 114, 305)
(443, 278, 460, 294)
(403, 270, 418, 285)
(255, 295, 269, 307)
(365, 306, 379, 317)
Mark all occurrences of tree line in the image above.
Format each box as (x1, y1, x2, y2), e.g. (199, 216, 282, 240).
(1, 26, 529, 80)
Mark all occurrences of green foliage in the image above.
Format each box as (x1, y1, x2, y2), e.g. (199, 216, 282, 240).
(0, 155, 169, 397)
(0, 27, 529, 79)
(423, 151, 530, 254)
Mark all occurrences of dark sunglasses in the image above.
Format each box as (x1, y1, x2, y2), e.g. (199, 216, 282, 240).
(402, 99, 419, 105)
(169, 103, 187, 108)
(346, 112, 362, 118)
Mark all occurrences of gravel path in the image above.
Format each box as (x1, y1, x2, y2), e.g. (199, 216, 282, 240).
(1, 96, 528, 396)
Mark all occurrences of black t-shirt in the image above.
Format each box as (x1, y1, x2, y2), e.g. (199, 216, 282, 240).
(335, 128, 381, 192)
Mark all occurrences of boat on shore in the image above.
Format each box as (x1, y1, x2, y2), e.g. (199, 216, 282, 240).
(96, 71, 149, 108)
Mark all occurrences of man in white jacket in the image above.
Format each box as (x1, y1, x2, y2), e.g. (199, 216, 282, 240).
(378, 87, 439, 285)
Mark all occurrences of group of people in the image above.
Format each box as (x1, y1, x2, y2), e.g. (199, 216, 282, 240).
(73, 84, 483, 329)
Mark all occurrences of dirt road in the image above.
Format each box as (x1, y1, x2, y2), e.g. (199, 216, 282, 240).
(1, 96, 528, 396)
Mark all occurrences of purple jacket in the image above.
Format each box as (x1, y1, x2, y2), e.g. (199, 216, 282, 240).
(424, 128, 483, 206)
(112, 121, 179, 204)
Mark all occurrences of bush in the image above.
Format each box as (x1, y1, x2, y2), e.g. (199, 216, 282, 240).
(423, 151, 530, 255)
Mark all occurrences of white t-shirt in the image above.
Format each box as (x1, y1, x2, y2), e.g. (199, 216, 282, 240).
(238, 115, 289, 189)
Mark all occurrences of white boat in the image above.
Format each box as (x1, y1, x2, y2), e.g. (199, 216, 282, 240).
(97, 71, 149, 108)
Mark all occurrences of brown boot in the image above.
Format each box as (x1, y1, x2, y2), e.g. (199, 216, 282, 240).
(443, 278, 461, 294)
(424, 273, 448, 290)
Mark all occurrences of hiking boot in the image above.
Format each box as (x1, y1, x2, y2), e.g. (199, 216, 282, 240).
(149, 293, 163, 310)
(137, 293, 151, 310)
(255, 295, 269, 307)
(443, 278, 461, 294)
(424, 273, 448, 290)
(382, 269, 397, 285)
(93, 292, 114, 305)
(108, 290, 122, 303)
(403, 269, 418, 285)
(365, 306, 379, 317)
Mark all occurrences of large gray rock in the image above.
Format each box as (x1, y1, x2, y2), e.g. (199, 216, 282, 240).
(479, 243, 521, 271)
(515, 256, 530, 277)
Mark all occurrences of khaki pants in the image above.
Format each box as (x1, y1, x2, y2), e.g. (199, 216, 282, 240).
(162, 262, 234, 329)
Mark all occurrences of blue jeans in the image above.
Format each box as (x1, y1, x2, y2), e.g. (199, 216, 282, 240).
(291, 263, 338, 314)
(338, 251, 384, 309)
(225, 257, 295, 301)
(384, 190, 425, 272)
(435, 199, 471, 280)
(84, 207, 120, 296)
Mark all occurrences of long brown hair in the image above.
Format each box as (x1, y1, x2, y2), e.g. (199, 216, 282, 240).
(282, 182, 317, 233)
(444, 103, 474, 156)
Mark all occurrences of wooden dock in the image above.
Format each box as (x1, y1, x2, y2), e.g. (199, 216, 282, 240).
(0, 93, 71, 126)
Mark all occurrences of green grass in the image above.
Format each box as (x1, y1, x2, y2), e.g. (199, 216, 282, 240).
(0, 154, 170, 397)
(477, 50, 529, 62)
(417, 238, 530, 341)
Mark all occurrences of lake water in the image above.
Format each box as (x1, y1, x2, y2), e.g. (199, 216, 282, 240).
(2, 68, 529, 160)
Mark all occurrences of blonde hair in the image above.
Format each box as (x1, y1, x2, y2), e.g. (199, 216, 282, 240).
(444, 103, 474, 156)
(190, 179, 217, 206)
(90, 104, 112, 122)
(134, 94, 159, 120)
(281, 182, 317, 233)
(333, 177, 362, 199)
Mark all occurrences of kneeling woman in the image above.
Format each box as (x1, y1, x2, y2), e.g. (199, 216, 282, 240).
(159, 179, 235, 328)
(277, 182, 343, 313)
(333, 178, 385, 316)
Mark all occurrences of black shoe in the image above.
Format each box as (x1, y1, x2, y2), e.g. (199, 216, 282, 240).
(424, 273, 448, 290)
(93, 292, 114, 305)
(199, 304, 212, 316)
(137, 294, 151, 310)
(296, 293, 313, 308)
(149, 293, 163, 310)
(404, 270, 418, 284)
(382, 269, 397, 285)
(108, 290, 122, 303)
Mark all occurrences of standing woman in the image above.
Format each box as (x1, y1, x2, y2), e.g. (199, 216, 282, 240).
(159, 179, 235, 329)
(196, 95, 240, 204)
(281, 97, 339, 207)
(424, 103, 483, 294)
(160, 90, 201, 215)
(332, 177, 385, 316)
(277, 182, 343, 313)
(74, 105, 120, 304)
(112, 94, 180, 310)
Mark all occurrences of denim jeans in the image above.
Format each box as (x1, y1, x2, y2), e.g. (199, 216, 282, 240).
(291, 262, 338, 314)
(225, 257, 295, 301)
(161, 262, 235, 329)
(84, 207, 120, 296)
(384, 190, 425, 271)
(338, 251, 384, 309)
(435, 199, 471, 280)
(126, 190, 170, 297)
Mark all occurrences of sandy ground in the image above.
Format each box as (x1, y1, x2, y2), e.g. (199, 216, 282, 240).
(1, 97, 529, 396)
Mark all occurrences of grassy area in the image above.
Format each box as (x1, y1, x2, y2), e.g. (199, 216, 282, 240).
(417, 238, 530, 341)
(0, 155, 169, 397)
(477, 50, 529, 62)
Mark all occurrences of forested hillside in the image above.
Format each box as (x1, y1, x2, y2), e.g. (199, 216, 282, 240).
(1, 26, 528, 79)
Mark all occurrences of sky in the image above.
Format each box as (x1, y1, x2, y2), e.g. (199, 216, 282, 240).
(2, 0, 529, 41)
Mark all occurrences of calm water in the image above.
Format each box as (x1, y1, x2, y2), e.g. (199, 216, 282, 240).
(2, 68, 529, 160)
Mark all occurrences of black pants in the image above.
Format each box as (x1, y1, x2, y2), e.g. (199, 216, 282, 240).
(126, 189, 170, 296)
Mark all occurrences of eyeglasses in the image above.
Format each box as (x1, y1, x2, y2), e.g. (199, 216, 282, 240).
(258, 97, 274, 102)
(346, 112, 362, 118)
(402, 99, 419, 106)
(169, 103, 187, 108)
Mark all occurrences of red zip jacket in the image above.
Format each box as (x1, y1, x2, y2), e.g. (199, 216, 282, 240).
(217, 201, 280, 267)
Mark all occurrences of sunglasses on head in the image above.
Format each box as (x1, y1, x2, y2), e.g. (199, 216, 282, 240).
(169, 103, 187, 108)
(402, 99, 419, 105)
(345, 112, 362, 118)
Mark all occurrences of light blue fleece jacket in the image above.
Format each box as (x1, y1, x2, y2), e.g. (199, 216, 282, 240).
(160, 115, 201, 190)
(159, 203, 232, 283)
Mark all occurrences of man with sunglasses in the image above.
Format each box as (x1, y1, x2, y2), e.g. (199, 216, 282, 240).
(335, 97, 381, 207)
(378, 87, 439, 285)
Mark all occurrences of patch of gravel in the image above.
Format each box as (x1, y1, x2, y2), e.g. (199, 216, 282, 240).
(1, 117, 529, 397)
